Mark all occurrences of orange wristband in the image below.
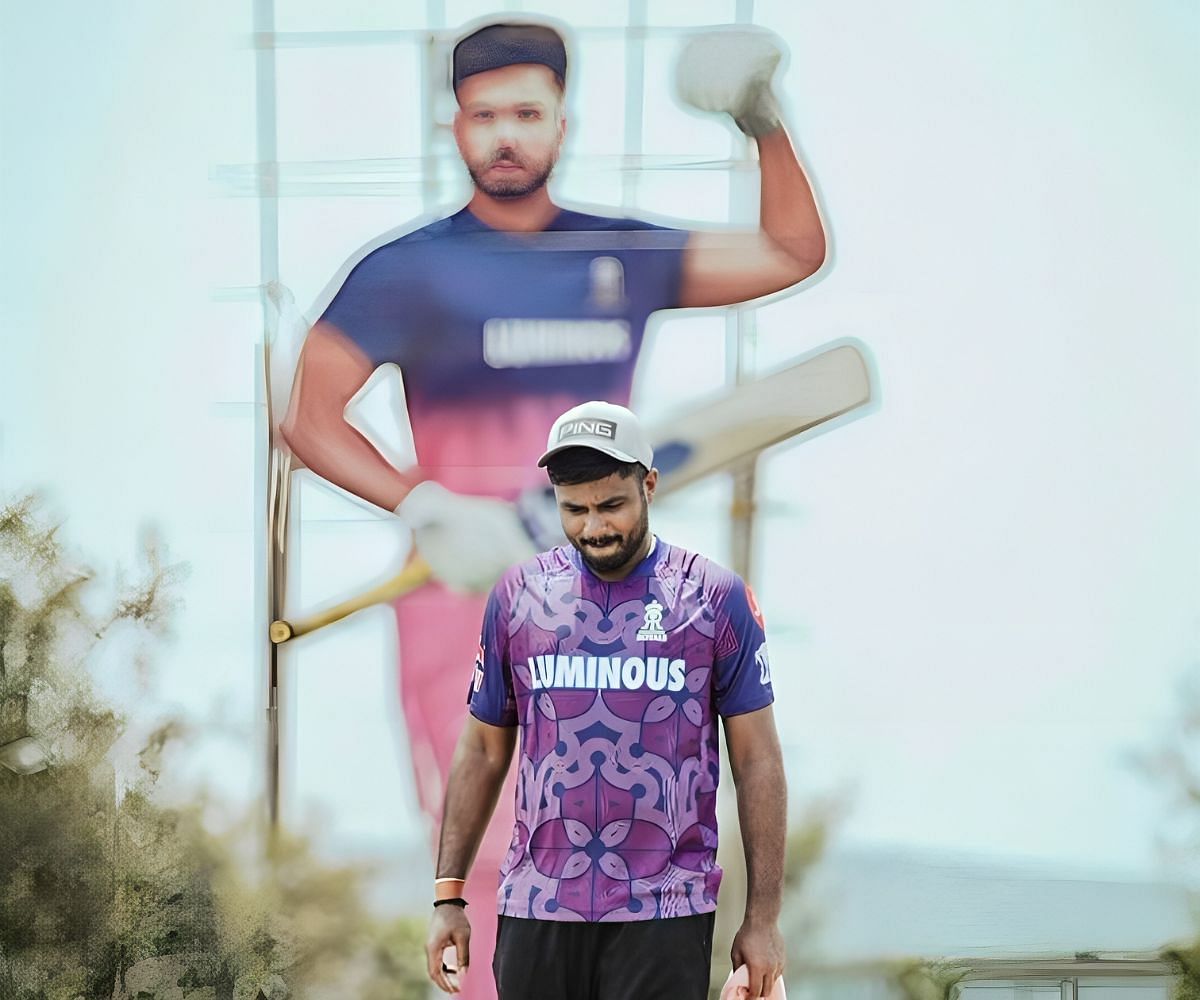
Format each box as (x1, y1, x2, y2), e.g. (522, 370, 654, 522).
(435, 877, 466, 901)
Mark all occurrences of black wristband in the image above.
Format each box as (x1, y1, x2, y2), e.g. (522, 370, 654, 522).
(434, 897, 468, 908)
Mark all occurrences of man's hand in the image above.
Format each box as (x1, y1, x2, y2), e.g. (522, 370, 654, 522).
(676, 26, 786, 138)
(426, 904, 471, 994)
(730, 917, 785, 999)
(398, 481, 537, 593)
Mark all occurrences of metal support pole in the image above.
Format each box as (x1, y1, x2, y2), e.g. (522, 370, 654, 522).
(252, 0, 282, 830)
(622, 0, 647, 212)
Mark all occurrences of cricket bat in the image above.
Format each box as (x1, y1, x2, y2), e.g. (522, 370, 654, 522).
(269, 340, 872, 643)
(649, 341, 871, 492)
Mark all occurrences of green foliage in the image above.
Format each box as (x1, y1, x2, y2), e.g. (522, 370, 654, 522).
(0, 497, 431, 999)
(783, 795, 844, 892)
(1139, 668, 1200, 889)
(889, 960, 969, 1000)
(1166, 946, 1200, 1000)
(1143, 668, 1200, 1000)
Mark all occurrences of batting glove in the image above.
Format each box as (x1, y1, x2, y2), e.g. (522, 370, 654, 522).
(675, 26, 786, 138)
(397, 481, 537, 593)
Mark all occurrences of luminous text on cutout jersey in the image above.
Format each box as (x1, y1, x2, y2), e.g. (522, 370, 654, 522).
(483, 318, 632, 368)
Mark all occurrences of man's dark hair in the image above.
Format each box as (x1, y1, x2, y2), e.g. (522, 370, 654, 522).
(545, 447, 647, 487)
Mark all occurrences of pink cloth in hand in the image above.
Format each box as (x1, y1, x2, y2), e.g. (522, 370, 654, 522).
(442, 945, 464, 993)
(721, 964, 787, 1000)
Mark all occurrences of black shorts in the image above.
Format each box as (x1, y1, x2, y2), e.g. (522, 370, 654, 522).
(492, 912, 715, 1000)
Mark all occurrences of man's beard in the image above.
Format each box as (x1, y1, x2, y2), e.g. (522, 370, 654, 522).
(572, 496, 650, 574)
(466, 147, 557, 199)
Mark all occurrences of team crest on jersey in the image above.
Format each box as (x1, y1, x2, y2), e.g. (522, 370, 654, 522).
(588, 256, 626, 308)
(636, 599, 668, 642)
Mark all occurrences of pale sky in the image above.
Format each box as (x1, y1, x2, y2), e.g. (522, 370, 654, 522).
(1, 0, 1197, 920)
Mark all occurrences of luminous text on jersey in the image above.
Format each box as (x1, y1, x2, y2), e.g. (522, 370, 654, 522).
(527, 654, 688, 692)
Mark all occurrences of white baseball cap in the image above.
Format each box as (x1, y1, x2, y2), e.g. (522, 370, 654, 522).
(537, 400, 653, 469)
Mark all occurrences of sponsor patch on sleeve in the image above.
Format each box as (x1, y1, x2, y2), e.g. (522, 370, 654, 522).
(746, 584, 766, 630)
(755, 641, 772, 686)
(472, 639, 485, 693)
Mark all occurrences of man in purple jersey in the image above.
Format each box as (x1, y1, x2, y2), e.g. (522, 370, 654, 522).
(282, 20, 819, 996)
(427, 401, 787, 1000)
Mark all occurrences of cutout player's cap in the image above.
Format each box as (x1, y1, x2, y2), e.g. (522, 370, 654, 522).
(538, 400, 653, 470)
(453, 22, 568, 89)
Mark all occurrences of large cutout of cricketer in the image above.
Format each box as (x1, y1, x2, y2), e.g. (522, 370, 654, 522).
(267, 15, 870, 998)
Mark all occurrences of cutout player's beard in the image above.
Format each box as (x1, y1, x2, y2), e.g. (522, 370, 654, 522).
(466, 146, 558, 199)
(572, 495, 650, 574)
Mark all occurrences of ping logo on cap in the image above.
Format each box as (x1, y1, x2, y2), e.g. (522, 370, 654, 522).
(558, 419, 617, 442)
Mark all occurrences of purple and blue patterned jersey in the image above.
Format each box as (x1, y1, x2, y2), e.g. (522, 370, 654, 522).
(469, 538, 774, 923)
(319, 207, 688, 500)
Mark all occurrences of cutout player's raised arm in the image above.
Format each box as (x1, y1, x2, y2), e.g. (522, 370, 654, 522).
(281, 21, 826, 590)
